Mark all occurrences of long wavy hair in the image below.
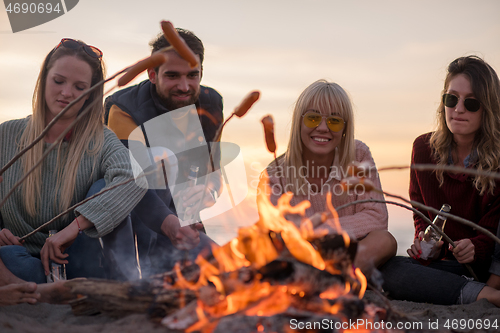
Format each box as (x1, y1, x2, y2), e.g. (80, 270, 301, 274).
(430, 56, 500, 195)
(282, 79, 355, 194)
(19, 40, 106, 216)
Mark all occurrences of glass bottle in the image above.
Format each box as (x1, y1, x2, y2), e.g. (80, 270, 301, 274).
(419, 204, 451, 260)
(46, 230, 67, 283)
(178, 165, 199, 221)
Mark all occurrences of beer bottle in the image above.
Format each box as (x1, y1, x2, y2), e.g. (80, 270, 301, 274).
(46, 230, 67, 283)
(419, 204, 451, 260)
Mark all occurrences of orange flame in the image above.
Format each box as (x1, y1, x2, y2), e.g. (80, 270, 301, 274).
(354, 267, 367, 298)
(173, 169, 368, 331)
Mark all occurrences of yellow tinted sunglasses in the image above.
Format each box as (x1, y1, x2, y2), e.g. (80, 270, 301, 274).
(302, 111, 345, 132)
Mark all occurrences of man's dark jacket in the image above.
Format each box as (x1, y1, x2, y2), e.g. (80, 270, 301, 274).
(104, 80, 223, 234)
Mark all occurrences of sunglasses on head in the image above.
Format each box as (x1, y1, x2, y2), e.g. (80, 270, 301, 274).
(442, 93, 481, 112)
(55, 38, 103, 59)
(302, 110, 345, 132)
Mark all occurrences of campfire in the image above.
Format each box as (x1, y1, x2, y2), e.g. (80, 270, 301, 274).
(66, 172, 392, 333)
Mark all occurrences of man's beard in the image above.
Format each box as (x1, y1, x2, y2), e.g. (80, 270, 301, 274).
(157, 88, 200, 111)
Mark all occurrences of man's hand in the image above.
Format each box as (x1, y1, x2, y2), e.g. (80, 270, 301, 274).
(161, 215, 203, 250)
(449, 239, 475, 263)
(0, 228, 22, 246)
(181, 185, 216, 217)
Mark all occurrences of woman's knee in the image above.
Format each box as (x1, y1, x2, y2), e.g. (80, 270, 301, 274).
(0, 246, 46, 283)
(362, 229, 398, 257)
(0, 245, 31, 262)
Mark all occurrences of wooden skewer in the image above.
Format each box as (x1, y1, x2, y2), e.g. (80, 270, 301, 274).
(335, 197, 480, 281)
(188, 91, 261, 225)
(19, 171, 149, 241)
(0, 89, 109, 211)
(0, 68, 126, 178)
(379, 164, 500, 181)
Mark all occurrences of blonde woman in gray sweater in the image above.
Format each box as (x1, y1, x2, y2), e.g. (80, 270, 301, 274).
(0, 39, 146, 285)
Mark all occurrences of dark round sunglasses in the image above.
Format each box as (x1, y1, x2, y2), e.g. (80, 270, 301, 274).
(442, 93, 481, 112)
(55, 38, 103, 59)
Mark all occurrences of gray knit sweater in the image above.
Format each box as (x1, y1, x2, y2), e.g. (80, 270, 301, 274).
(0, 118, 147, 255)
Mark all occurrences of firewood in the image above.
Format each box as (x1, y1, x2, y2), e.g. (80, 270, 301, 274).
(65, 278, 195, 317)
(161, 300, 200, 330)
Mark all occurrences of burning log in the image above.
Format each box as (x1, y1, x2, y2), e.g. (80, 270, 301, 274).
(159, 257, 366, 332)
(65, 278, 196, 318)
(64, 227, 367, 328)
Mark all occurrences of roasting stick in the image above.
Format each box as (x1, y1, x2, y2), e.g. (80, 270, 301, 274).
(341, 164, 500, 245)
(18, 169, 154, 241)
(159, 20, 204, 233)
(0, 52, 169, 212)
(0, 19, 192, 199)
(335, 196, 480, 281)
(6, 22, 199, 242)
(261, 115, 284, 192)
(0, 67, 127, 179)
(187, 91, 260, 226)
(0, 50, 170, 182)
(340, 177, 483, 280)
(379, 164, 500, 181)
(383, 191, 500, 246)
(0, 91, 104, 211)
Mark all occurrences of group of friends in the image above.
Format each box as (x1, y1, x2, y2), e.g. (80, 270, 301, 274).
(1, 26, 500, 309)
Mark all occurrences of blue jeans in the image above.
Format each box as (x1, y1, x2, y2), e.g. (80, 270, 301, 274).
(0, 179, 137, 283)
(0, 231, 105, 283)
(379, 256, 486, 305)
(0, 245, 46, 283)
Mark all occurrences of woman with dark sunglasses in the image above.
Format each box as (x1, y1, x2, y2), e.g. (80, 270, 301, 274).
(0, 39, 146, 290)
(262, 79, 397, 279)
(380, 56, 500, 306)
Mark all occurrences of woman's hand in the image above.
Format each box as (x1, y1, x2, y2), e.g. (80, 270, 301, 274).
(0, 228, 22, 246)
(407, 231, 423, 259)
(40, 223, 79, 275)
(407, 231, 443, 260)
(449, 239, 475, 263)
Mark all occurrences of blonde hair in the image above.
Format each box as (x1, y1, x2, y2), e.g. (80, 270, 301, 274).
(19, 41, 106, 216)
(281, 79, 355, 194)
(430, 56, 500, 195)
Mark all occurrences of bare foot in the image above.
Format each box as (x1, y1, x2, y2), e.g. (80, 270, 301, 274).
(0, 282, 40, 306)
(37, 281, 75, 304)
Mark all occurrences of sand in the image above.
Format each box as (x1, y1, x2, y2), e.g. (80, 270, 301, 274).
(1, 290, 499, 333)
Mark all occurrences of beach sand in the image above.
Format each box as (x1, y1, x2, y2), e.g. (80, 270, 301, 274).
(1, 290, 499, 332)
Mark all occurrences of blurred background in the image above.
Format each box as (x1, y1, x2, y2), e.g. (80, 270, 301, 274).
(1, 0, 499, 254)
